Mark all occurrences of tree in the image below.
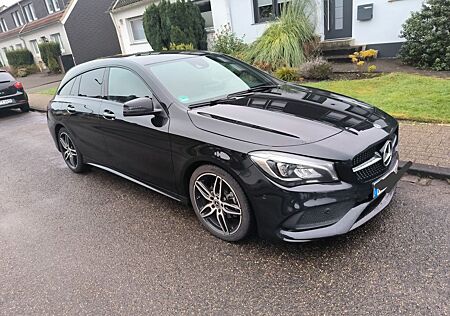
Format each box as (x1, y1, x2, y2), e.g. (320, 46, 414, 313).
(143, 0, 207, 51)
(399, 0, 450, 71)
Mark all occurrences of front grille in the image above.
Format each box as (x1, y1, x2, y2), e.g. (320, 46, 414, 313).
(355, 160, 388, 182)
(352, 128, 398, 183)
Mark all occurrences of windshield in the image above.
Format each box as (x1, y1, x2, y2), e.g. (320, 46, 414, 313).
(146, 55, 273, 105)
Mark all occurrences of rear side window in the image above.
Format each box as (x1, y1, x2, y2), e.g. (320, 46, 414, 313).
(79, 68, 105, 99)
(58, 78, 75, 96)
(107, 67, 152, 103)
(58, 76, 81, 96)
(0, 72, 14, 82)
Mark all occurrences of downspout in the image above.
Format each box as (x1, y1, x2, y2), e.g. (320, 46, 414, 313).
(17, 2, 28, 49)
(225, 0, 233, 30)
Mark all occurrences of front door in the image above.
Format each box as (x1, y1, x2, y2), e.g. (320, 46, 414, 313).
(324, 0, 353, 40)
(99, 67, 176, 193)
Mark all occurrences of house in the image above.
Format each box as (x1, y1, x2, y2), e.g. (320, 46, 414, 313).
(109, 0, 213, 55)
(110, 0, 423, 58)
(0, 0, 121, 71)
(214, 0, 424, 57)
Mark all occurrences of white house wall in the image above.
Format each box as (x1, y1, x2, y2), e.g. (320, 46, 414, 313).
(0, 22, 70, 67)
(211, 0, 422, 52)
(110, 3, 153, 54)
(227, 0, 269, 43)
(352, 0, 423, 46)
(212, 0, 325, 44)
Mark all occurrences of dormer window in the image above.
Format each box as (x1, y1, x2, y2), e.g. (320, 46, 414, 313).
(45, 0, 61, 14)
(23, 3, 37, 22)
(12, 11, 24, 27)
(0, 18, 7, 32)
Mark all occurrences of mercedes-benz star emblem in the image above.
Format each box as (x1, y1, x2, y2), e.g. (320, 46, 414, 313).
(381, 140, 393, 167)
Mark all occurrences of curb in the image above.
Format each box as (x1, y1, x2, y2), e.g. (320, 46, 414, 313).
(30, 107, 47, 113)
(27, 79, 62, 91)
(400, 160, 450, 180)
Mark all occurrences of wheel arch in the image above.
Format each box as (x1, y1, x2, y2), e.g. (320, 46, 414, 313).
(181, 157, 253, 208)
(54, 123, 65, 151)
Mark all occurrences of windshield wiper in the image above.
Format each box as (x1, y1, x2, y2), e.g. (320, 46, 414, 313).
(188, 84, 280, 109)
(188, 97, 230, 109)
(227, 84, 280, 98)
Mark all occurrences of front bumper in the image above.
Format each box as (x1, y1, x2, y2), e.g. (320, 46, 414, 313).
(245, 155, 409, 242)
(279, 186, 395, 242)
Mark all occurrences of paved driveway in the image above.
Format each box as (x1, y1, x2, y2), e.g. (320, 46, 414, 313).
(0, 111, 448, 315)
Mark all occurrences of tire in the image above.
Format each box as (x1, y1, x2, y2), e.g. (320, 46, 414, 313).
(20, 103, 30, 112)
(57, 128, 86, 173)
(189, 165, 253, 242)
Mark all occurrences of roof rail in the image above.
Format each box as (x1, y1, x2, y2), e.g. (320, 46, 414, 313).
(101, 50, 211, 59)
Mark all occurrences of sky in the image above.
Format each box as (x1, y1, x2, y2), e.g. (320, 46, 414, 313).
(1, 0, 19, 8)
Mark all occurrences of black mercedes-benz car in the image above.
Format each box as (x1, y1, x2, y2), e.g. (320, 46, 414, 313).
(47, 52, 409, 242)
(0, 70, 29, 112)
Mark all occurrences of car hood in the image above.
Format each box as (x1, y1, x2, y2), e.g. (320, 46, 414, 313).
(187, 84, 396, 147)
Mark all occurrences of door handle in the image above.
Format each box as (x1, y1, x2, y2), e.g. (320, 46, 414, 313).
(103, 109, 116, 120)
(67, 104, 76, 114)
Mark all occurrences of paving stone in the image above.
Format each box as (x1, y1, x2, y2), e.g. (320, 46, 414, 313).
(417, 177, 432, 186)
(400, 174, 419, 183)
(399, 122, 450, 168)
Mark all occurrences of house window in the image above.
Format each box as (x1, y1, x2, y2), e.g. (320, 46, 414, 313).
(2, 48, 7, 63)
(50, 33, 65, 53)
(127, 17, 146, 43)
(193, 0, 213, 28)
(30, 40, 39, 55)
(23, 3, 37, 22)
(253, 0, 288, 23)
(0, 18, 8, 32)
(12, 11, 24, 27)
(16, 43, 23, 50)
(45, 0, 61, 14)
(9, 46, 14, 51)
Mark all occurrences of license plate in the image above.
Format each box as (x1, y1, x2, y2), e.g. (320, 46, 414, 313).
(0, 99, 13, 105)
(372, 160, 412, 199)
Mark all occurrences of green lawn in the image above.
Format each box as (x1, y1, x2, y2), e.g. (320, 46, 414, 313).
(304, 73, 450, 124)
(35, 86, 57, 95)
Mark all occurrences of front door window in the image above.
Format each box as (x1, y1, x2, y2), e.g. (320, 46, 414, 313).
(324, 0, 352, 39)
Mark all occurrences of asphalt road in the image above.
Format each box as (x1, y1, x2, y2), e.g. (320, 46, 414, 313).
(0, 110, 449, 315)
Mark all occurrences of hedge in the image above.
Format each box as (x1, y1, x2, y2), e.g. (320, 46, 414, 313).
(5, 49, 34, 68)
(38, 42, 61, 67)
(38, 42, 61, 72)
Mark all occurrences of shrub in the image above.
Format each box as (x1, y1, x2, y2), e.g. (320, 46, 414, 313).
(274, 67, 298, 81)
(245, 0, 317, 68)
(38, 42, 61, 71)
(253, 61, 273, 72)
(47, 57, 60, 73)
(349, 49, 378, 72)
(143, 0, 207, 51)
(399, 0, 450, 71)
(13, 64, 39, 77)
(5, 49, 34, 68)
(368, 65, 377, 73)
(211, 24, 248, 56)
(165, 43, 194, 50)
(299, 58, 332, 80)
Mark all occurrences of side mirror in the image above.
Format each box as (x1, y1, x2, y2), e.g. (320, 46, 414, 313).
(123, 97, 160, 117)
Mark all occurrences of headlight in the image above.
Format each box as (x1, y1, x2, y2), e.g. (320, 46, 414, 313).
(249, 151, 338, 186)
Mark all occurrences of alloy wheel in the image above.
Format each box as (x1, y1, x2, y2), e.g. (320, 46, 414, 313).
(193, 173, 242, 235)
(59, 132, 78, 169)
